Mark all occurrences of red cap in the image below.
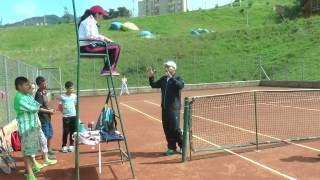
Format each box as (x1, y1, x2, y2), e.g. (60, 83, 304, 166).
(90, 5, 109, 17)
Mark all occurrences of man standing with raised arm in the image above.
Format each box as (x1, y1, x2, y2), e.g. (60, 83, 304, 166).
(147, 61, 184, 156)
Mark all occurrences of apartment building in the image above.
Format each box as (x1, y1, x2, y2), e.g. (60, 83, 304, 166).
(138, 0, 187, 16)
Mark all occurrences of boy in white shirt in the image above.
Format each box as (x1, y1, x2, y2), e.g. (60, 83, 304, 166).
(58, 81, 77, 153)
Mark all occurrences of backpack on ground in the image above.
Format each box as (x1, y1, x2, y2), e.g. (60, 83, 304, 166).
(11, 131, 21, 152)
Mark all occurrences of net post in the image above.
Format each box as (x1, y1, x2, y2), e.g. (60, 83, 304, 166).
(182, 97, 190, 162)
(253, 91, 259, 151)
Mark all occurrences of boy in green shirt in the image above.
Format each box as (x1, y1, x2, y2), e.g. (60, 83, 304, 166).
(14, 77, 40, 180)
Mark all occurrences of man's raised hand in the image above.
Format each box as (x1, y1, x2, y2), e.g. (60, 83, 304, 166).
(147, 66, 154, 78)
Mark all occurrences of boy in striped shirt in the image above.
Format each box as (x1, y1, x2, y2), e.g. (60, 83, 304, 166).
(14, 77, 40, 180)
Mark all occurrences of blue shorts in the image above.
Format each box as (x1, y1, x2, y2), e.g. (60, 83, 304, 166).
(41, 121, 53, 139)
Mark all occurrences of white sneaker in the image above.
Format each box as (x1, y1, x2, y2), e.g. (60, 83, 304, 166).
(68, 146, 74, 152)
(62, 146, 68, 153)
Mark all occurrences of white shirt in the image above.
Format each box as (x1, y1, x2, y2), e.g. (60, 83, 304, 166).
(59, 94, 77, 117)
(122, 77, 127, 85)
(79, 15, 106, 46)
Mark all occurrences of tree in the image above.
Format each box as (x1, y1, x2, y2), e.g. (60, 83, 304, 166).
(273, 1, 302, 22)
(105, 9, 118, 19)
(117, 7, 131, 17)
(105, 7, 131, 19)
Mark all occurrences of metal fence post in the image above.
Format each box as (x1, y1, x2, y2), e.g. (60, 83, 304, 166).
(193, 56, 196, 83)
(301, 59, 304, 80)
(258, 57, 262, 80)
(285, 66, 289, 80)
(228, 60, 232, 81)
(27, 64, 30, 79)
(59, 67, 63, 94)
(36, 68, 39, 78)
(4, 57, 11, 123)
(211, 56, 214, 82)
(93, 61, 96, 89)
(253, 91, 259, 151)
(0, 56, 4, 125)
(136, 62, 140, 87)
(17, 61, 21, 75)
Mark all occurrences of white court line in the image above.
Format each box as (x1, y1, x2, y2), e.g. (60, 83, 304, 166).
(261, 103, 320, 112)
(121, 103, 162, 123)
(143, 100, 320, 113)
(191, 100, 320, 111)
(143, 100, 162, 108)
(143, 100, 320, 153)
(120, 102, 297, 180)
(121, 99, 157, 104)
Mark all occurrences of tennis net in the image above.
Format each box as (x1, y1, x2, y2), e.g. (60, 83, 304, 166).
(182, 89, 320, 159)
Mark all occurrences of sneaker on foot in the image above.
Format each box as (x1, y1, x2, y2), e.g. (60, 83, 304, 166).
(165, 149, 177, 156)
(48, 149, 55, 155)
(48, 154, 56, 159)
(27, 174, 38, 180)
(68, 146, 74, 152)
(62, 146, 68, 153)
(32, 162, 44, 173)
(100, 69, 110, 76)
(43, 159, 58, 166)
(100, 69, 120, 76)
(111, 70, 120, 76)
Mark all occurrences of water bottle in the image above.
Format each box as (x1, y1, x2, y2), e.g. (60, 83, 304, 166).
(88, 121, 94, 131)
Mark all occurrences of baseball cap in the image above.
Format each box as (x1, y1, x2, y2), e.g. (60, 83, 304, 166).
(90, 5, 109, 17)
(164, 61, 177, 70)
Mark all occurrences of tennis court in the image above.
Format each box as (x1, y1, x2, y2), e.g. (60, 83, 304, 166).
(3, 85, 320, 180)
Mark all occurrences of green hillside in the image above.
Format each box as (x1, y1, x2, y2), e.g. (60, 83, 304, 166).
(0, 0, 319, 89)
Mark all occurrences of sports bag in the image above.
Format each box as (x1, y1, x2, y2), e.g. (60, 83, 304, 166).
(11, 131, 21, 152)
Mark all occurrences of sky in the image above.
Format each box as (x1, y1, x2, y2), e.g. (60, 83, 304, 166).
(0, 0, 232, 24)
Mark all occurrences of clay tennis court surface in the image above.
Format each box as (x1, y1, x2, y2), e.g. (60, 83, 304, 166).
(2, 86, 320, 180)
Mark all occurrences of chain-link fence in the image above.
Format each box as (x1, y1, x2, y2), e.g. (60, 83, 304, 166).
(0, 56, 38, 127)
(258, 58, 320, 81)
(73, 54, 258, 90)
(39, 67, 63, 98)
(1, 53, 319, 127)
(71, 54, 320, 90)
(0, 55, 62, 127)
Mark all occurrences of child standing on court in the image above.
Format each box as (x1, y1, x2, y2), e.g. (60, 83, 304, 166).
(120, 74, 130, 96)
(35, 76, 55, 155)
(28, 83, 57, 168)
(58, 81, 77, 153)
(14, 77, 40, 180)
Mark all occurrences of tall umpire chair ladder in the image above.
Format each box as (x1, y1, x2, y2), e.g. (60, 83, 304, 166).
(71, 1, 135, 179)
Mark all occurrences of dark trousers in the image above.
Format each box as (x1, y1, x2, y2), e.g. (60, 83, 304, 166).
(62, 116, 76, 147)
(161, 109, 183, 150)
(80, 43, 121, 71)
